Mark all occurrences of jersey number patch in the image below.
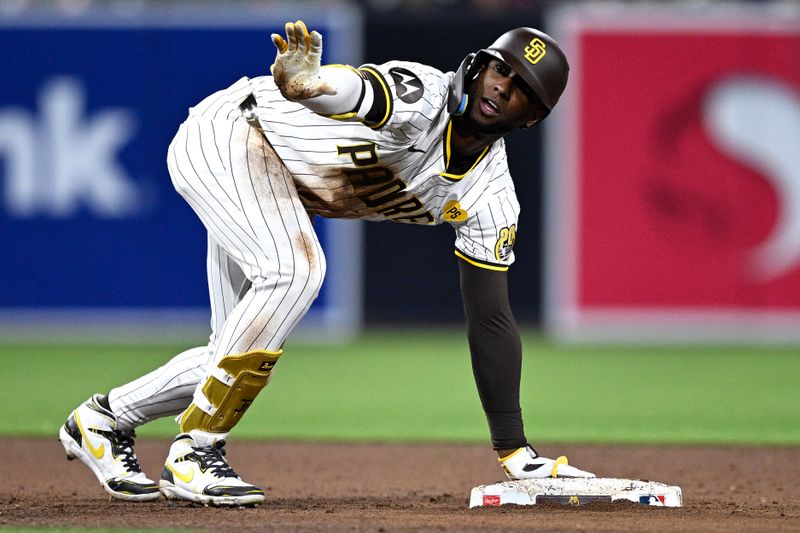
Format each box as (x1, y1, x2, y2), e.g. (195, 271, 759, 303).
(495, 225, 517, 261)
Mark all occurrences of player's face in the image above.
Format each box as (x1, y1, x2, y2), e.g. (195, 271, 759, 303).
(466, 59, 547, 134)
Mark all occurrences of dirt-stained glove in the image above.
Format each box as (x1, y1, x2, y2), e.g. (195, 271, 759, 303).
(499, 446, 596, 479)
(270, 20, 337, 101)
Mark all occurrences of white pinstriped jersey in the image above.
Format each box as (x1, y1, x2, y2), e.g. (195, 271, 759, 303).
(191, 61, 520, 270)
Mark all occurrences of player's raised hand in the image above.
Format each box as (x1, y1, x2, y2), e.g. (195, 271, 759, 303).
(270, 20, 336, 101)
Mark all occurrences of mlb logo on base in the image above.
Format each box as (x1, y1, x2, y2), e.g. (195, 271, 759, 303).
(640, 495, 667, 506)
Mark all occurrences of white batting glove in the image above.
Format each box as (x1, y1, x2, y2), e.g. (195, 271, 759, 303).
(270, 20, 337, 101)
(499, 446, 596, 479)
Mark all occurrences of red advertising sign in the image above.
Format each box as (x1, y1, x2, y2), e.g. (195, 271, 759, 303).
(546, 6, 800, 341)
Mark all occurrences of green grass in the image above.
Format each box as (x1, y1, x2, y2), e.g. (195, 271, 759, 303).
(2, 329, 798, 445)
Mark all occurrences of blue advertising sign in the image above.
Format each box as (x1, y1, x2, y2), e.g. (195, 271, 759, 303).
(0, 5, 363, 341)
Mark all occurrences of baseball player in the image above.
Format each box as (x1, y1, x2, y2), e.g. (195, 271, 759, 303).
(59, 22, 594, 506)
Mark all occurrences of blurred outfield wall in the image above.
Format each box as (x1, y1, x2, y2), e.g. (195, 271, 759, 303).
(1, 0, 799, 345)
(544, 2, 800, 343)
(0, 2, 364, 342)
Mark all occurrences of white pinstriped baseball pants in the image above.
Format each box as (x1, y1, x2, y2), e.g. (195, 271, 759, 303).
(108, 88, 326, 431)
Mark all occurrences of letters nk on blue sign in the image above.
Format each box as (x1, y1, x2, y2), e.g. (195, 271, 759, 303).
(0, 8, 364, 340)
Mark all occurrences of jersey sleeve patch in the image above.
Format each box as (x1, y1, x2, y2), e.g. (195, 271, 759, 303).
(358, 66, 393, 129)
(388, 67, 424, 104)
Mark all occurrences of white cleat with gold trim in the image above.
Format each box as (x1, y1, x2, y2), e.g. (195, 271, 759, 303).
(499, 445, 595, 479)
(59, 394, 160, 501)
(159, 433, 265, 507)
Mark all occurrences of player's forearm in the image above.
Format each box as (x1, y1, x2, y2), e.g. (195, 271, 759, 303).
(467, 307, 526, 450)
(458, 259, 527, 450)
(300, 65, 374, 118)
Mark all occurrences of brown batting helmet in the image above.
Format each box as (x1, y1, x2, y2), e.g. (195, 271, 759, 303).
(480, 28, 569, 111)
(448, 27, 569, 118)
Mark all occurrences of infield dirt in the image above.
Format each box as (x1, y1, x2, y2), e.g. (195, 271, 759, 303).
(2, 438, 798, 531)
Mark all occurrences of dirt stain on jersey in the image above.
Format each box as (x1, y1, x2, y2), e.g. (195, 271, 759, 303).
(295, 169, 360, 217)
(293, 230, 318, 272)
(246, 130, 310, 219)
(297, 166, 434, 224)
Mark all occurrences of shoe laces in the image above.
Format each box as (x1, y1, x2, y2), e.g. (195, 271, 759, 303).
(192, 441, 239, 479)
(110, 429, 143, 473)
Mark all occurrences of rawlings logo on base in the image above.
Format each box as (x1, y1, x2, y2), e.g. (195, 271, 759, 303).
(482, 495, 501, 506)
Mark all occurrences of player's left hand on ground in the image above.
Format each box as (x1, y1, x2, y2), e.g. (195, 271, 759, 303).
(270, 20, 336, 101)
(499, 446, 596, 479)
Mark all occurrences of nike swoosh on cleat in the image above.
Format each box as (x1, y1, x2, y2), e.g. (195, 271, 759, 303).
(74, 410, 105, 459)
(522, 463, 547, 472)
(167, 463, 194, 483)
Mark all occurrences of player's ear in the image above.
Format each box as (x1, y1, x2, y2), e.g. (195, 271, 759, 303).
(521, 104, 549, 128)
(519, 114, 540, 129)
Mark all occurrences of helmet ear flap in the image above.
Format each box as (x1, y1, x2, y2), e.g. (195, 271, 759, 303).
(448, 52, 477, 115)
